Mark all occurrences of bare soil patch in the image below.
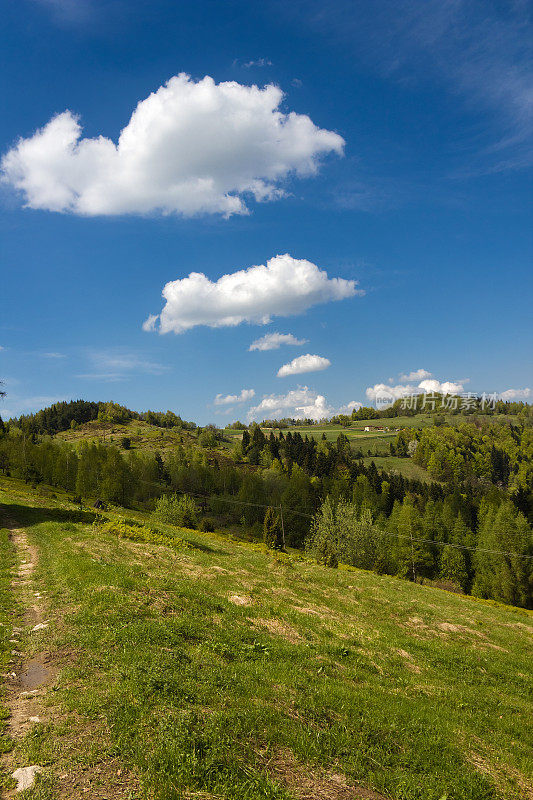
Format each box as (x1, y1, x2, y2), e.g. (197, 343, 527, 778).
(258, 746, 387, 799)
(251, 617, 303, 643)
(4, 528, 52, 734)
(229, 594, 254, 606)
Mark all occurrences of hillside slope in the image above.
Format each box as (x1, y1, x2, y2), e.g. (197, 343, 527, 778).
(0, 478, 532, 799)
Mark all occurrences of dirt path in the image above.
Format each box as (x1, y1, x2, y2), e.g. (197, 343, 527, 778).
(2, 524, 54, 795)
(1, 522, 141, 799)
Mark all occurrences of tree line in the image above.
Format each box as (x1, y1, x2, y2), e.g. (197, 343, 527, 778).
(3, 399, 197, 436)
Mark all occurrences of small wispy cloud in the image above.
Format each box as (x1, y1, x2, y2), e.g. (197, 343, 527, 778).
(249, 332, 308, 351)
(289, 0, 533, 174)
(331, 175, 410, 213)
(239, 58, 273, 68)
(76, 350, 169, 381)
(31, 0, 93, 24)
(42, 351, 66, 359)
(0, 394, 66, 420)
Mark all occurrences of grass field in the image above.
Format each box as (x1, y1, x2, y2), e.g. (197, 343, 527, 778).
(223, 425, 397, 455)
(0, 478, 532, 799)
(361, 456, 436, 483)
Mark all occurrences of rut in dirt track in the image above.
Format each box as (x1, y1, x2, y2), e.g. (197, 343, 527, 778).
(2, 523, 53, 794)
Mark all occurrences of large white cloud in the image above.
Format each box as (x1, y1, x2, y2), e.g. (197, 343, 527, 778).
(214, 389, 255, 406)
(146, 254, 359, 334)
(1, 74, 344, 217)
(249, 332, 308, 351)
(499, 388, 531, 401)
(277, 353, 330, 377)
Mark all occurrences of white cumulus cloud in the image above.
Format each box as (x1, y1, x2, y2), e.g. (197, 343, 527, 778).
(246, 386, 362, 422)
(146, 254, 359, 334)
(399, 368, 432, 382)
(337, 400, 363, 414)
(366, 377, 466, 404)
(214, 389, 255, 406)
(499, 388, 531, 401)
(365, 383, 416, 402)
(418, 379, 465, 395)
(249, 332, 308, 351)
(248, 387, 332, 421)
(2, 74, 344, 218)
(277, 353, 331, 377)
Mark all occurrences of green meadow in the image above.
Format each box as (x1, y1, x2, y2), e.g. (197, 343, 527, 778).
(0, 478, 532, 799)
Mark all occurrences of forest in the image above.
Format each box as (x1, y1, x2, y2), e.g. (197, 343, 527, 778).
(1, 398, 532, 608)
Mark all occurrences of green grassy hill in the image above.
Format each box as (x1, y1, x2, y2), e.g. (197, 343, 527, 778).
(56, 418, 197, 453)
(1, 477, 532, 799)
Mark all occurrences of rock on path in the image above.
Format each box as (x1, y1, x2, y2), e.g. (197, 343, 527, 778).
(12, 765, 43, 792)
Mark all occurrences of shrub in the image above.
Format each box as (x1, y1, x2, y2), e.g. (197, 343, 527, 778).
(199, 518, 215, 533)
(198, 425, 222, 448)
(151, 493, 199, 528)
(95, 518, 190, 549)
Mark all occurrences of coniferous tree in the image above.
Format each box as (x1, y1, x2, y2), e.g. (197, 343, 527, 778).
(263, 506, 284, 550)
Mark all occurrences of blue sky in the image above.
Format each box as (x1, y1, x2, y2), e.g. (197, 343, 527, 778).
(1, 0, 532, 423)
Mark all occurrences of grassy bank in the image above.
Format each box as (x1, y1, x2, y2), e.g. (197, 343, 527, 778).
(0, 480, 532, 799)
